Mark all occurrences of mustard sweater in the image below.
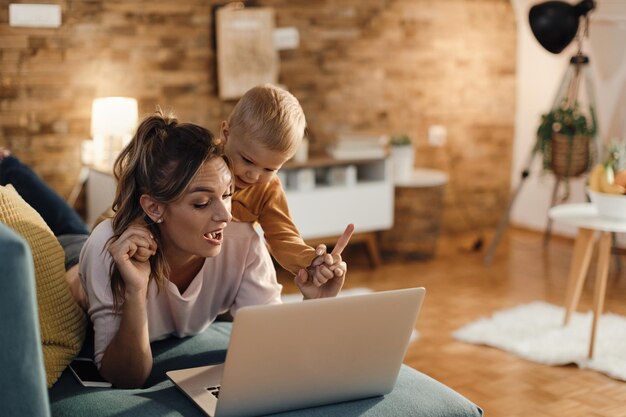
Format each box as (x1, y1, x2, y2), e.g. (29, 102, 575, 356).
(232, 175, 316, 275)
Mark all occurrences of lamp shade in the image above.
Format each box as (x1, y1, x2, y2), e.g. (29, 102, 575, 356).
(529, 0, 595, 54)
(91, 97, 138, 138)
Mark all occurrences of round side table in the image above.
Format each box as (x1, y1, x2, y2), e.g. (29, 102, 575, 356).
(381, 168, 448, 260)
(549, 203, 626, 358)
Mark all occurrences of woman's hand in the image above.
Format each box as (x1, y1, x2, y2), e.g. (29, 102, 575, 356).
(107, 225, 156, 294)
(295, 224, 354, 299)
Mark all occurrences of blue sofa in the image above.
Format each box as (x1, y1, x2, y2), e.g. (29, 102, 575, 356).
(0, 222, 482, 417)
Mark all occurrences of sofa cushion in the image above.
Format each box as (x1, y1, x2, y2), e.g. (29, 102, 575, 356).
(0, 184, 86, 387)
(49, 322, 482, 417)
(49, 322, 232, 416)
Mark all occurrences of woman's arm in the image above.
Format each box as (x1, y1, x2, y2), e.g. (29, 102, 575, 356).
(81, 222, 156, 388)
(99, 286, 152, 388)
(100, 225, 156, 388)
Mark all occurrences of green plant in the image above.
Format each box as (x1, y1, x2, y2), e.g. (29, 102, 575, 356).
(604, 139, 626, 172)
(389, 134, 412, 146)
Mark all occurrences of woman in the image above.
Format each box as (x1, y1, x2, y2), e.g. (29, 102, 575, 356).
(79, 111, 348, 388)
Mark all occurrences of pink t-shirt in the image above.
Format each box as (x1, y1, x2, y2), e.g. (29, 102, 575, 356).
(79, 219, 282, 366)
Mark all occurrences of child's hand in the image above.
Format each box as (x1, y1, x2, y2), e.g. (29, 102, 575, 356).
(295, 224, 354, 299)
(306, 245, 335, 285)
(308, 223, 354, 284)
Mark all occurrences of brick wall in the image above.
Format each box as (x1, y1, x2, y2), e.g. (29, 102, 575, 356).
(0, 0, 516, 235)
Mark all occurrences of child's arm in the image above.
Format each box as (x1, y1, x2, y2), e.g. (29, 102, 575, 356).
(253, 179, 317, 275)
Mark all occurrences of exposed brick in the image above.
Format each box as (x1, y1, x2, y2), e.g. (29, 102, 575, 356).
(0, 0, 515, 234)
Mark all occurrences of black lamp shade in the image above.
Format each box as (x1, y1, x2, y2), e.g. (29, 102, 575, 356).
(529, 0, 595, 54)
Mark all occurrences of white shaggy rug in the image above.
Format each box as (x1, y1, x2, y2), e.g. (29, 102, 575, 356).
(282, 287, 419, 343)
(453, 301, 626, 382)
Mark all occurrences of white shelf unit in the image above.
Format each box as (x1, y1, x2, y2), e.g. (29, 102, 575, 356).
(280, 156, 394, 240)
(86, 157, 395, 243)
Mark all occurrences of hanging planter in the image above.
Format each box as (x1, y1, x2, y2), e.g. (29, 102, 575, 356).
(537, 102, 597, 178)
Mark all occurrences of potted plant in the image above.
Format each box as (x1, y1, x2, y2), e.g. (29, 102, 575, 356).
(536, 101, 597, 179)
(389, 134, 415, 182)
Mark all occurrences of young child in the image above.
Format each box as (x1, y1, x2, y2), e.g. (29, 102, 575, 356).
(220, 84, 353, 287)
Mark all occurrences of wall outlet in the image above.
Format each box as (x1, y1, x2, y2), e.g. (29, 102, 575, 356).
(273, 27, 300, 50)
(428, 125, 447, 147)
(9, 3, 61, 28)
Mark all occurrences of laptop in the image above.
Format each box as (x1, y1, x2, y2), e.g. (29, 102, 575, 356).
(167, 287, 425, 417)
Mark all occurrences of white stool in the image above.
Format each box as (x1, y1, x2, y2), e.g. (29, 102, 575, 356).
(549, 203, 626, 358)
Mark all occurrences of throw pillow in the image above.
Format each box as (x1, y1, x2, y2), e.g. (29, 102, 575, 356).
(0, 184, 86, 387)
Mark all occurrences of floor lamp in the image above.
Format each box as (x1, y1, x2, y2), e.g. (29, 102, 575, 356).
(484, 0, 597, 264)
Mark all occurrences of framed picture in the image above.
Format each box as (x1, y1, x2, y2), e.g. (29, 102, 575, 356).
(215, 6, 278, 100)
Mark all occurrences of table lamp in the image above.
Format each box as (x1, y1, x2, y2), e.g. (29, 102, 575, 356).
(91, 97, 138, 168)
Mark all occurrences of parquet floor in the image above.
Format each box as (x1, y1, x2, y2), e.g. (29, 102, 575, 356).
(278, 228, 626, 417)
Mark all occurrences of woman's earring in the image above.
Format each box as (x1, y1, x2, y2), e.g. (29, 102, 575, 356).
(156, 218, 163, 224)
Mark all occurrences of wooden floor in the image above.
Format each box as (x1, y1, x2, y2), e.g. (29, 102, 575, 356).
(278, 228, 626, 417)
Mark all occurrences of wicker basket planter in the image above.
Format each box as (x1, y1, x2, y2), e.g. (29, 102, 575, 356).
(537, 103, 596, 179)
(550, 133, 590, 178)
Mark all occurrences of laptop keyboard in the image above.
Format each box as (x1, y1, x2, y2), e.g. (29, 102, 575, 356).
(206, 385, 220, 398)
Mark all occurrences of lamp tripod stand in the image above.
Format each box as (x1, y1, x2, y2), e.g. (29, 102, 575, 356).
(484, 50, 597, 264)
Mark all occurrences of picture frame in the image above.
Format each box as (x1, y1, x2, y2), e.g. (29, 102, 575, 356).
(215, 5, 278, 100)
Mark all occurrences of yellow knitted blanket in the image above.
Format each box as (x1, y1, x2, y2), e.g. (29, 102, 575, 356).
(0, 185, 86, 387)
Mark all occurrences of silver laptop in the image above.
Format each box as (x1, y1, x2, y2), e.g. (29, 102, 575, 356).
(167, 287, 425, 417)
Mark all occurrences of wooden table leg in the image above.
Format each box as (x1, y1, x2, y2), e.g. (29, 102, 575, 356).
(589, 231, 611, 359)
(543, 177, 561, 247)
(563, 228, 595, 325)
(363, 232, 382, 268)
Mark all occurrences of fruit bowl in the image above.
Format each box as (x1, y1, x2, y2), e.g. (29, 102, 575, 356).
(587, 189, 626, 220)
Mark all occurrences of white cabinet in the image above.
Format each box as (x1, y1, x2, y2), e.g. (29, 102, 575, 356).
(279, 156, 394, 240)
